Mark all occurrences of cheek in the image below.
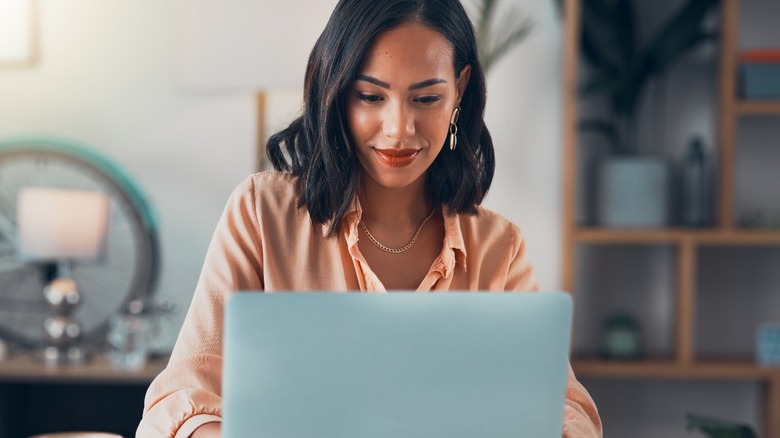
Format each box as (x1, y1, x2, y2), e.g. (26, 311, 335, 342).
(347, 105, 374, 144)
(422, 111, 452, 143)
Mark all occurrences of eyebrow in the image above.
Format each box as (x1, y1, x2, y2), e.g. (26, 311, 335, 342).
(355, 75, 447, 90)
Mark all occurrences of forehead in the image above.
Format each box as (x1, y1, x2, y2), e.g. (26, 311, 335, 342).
(358, 22, 455, 81)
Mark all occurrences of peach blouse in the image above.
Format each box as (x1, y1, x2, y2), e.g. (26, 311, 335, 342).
(137, 172, 602, 437)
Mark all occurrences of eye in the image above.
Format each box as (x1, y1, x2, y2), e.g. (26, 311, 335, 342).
(415, 95, 441, 104)
(356, 93, 382, 102)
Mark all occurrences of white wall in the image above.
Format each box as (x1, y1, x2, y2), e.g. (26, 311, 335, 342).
(482, 0, 562, 290)
(0, 0, 257, 339)
(0, 0, 563, 342)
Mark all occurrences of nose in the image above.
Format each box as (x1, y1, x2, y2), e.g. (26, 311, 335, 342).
(382, 102, 415, 141)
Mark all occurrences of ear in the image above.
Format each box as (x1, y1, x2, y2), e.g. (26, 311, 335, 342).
(455, 65, 472, 106)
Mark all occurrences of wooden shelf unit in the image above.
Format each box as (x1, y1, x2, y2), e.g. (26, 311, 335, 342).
(562, 0, 780, 436)
(573, 359, 780, 380)
(573, 228, 780, 245)
(735, 101, 780, 115)
(0, 352, 167, 385)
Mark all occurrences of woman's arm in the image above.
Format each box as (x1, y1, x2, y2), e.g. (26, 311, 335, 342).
(190, 422, 221, 437)
(504, 225, 602, 437)
(137, 176, 264, 437)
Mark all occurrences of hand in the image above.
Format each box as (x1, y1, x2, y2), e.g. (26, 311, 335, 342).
(190, 422, 221, 437)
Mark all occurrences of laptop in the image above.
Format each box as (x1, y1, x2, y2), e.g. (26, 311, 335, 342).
(223, 291, 573, 438)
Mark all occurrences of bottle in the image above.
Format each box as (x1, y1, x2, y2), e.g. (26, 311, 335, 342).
(682, 136, 707, 227)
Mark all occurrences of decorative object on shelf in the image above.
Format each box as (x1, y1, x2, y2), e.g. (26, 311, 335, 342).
(597, 156, 672, 228)
(576, 0, 718, 227)
(739, 49, 780, 100)
(685, 413, 758, 438)
(106, 296, 178, 371)
(16, 188, 110, 365)
(469, 0, 533, 74)
(601, 311, 643, 360)
(681, 136, 709, 227)
(0, 137, 160, 361)
(107, 299, 149, 372)
(739, 209, 780, 229)
(145, 296, 179, 358)
(757, 323, 780, 367)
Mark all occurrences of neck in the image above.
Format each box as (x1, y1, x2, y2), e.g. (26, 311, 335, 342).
(358, 173, 433, 227)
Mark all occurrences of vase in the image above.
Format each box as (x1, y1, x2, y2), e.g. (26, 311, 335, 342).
(597, 156, 672, 228)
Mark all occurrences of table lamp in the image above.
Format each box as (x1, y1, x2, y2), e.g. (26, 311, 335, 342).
(16, 187, 110, 365)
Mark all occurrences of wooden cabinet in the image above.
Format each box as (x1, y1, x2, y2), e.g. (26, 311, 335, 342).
(0, 354, 166, 437)
(562, 0, 780, 436)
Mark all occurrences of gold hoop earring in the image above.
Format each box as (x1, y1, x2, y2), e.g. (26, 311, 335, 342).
(449, 106, 460, 151)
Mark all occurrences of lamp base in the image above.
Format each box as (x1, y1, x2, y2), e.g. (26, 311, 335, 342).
(40, 270, 88, 366)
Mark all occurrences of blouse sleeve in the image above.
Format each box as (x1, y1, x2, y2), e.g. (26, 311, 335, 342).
(503, 224, 540, 291)
(505, 225, 603, 438)
(137, 176, 264, 437)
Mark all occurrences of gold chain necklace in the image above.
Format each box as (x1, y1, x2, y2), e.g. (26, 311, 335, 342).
(359, 209, 436, 254)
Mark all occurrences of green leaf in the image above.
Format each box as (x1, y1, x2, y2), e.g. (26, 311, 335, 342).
(580, 75, 620, 97)
(643, 0, 718, 75)
(685, 413, 759, 438)
(581, 1, 626, 73)
(482, 11, 533, 72)
(614, 0, 637, 66)
(613, 55, 651, 116)
(473, 0, 533, 73)
(578, 0, 718, 135)
(581, 19, 621, 78)
(578, 119, 621, 154)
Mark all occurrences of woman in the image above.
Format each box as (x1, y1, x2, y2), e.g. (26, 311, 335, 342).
(138, 0, 602, 436)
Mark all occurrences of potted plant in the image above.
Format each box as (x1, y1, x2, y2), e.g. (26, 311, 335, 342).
(577, 0, 718, 227)
(470, 0, 534, 74)
(685, 414, 758, 438)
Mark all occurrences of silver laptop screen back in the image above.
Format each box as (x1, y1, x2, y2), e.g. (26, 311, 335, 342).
(223, 292, 572, 438)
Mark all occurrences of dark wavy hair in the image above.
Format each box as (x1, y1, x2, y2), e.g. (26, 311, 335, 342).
(266, 0, 494, 235)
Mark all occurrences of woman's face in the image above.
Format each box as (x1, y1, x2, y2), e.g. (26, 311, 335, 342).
(347, 22, 470, 190)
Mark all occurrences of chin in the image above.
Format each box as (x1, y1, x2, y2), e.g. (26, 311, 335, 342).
(363, 167, 427, 190)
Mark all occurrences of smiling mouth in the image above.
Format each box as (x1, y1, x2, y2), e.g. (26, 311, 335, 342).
(374, 148, 420, 168)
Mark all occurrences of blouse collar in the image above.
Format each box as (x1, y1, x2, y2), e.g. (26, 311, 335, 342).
(328, 198, 468, 277)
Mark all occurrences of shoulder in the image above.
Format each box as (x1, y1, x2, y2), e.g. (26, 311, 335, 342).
(455, 206, 537, 290)
(227, 171, 307, 225)
(239, 171, 299, 198)
(240, 171, 301, 207)
(458, 205, 523, 242)
(454, 205, 528, 259)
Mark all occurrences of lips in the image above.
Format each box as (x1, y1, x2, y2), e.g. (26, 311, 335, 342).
(373, 148, 420, 168)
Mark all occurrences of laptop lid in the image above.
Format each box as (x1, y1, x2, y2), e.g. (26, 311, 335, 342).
(223, 291, 572, 438)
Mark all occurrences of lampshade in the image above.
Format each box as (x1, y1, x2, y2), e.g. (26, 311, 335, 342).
(175, 0, 339, 91)
(16, 187, 110, 261)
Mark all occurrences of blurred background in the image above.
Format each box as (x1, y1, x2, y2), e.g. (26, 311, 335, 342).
(0, 0, 778, 437)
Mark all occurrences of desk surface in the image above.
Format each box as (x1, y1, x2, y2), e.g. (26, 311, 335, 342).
(0, 352, 168, 385)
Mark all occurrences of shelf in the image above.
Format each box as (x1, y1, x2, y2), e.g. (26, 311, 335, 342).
(563, 0, 780, 435)
(736, 101, 780, 115)
(0, 352, 168, 384)
(573, 228, 780, 245)
(572, 358, 780, 380)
